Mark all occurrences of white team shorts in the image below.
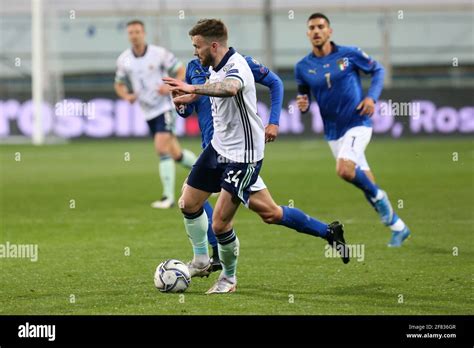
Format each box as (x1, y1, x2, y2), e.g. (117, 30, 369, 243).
(328, 126, 372, 171)
(249, 175, 267, 192)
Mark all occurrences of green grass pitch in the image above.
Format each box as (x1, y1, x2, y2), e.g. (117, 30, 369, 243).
(0, 137, 472, 315)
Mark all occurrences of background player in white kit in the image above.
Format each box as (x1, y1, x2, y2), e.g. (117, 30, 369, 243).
(164, 19, 349, 294)
(114, 20, 197, 209)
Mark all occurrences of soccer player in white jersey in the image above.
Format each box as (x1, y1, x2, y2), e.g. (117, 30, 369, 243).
(164, 19, 349, 294)
(114, 20, 197, 209)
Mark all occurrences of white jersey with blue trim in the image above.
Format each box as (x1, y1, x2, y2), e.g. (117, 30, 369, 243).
(209, 48, 264, 163)
(115, 44, 181, 120)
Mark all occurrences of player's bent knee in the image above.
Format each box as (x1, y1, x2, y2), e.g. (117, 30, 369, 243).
(212, 221, 231, 235)
(155, 136, 172, 155)
(211, 211, 233, 234)
(157, 146, 171, 157)
(336, 165, 355, 181)
(211, 222, 221, 234)
(260, 206, 283, 225)
(180, 179, 187, 195)
(179, 195, 200, 215)
(178, 196, 186, 211)
(262, 214, 278, 224)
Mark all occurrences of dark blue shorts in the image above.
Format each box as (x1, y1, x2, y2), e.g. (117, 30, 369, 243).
(146, 111, 175, 135)
(187, 143, 263, 206)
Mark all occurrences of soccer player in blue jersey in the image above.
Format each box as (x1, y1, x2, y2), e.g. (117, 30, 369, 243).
(176, 55, 282, 270)
(295, 13, 411, 247)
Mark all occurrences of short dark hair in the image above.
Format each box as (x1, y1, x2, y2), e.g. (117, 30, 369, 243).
(188, 19, 228, 43)
(307, 13, 330, 26)
(127, 20, 145, 29)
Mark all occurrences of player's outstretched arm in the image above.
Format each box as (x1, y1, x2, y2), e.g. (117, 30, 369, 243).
(173, 94, 200, 107)
(194, 78, 241, 97)
(163, 77, 241, 98)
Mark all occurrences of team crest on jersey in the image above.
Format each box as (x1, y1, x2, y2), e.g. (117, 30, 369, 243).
(222, 63, 235, 73)
(337, 58, 349, 71)
(323, 63, 330, 68)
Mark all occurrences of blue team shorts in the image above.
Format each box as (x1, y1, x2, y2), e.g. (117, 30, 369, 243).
(146, 111, 175, 135)
(187, 143, 263, 206)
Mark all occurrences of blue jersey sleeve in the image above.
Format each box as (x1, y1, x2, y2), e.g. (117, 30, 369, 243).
(245, 56, 270, 83)
(295, 63, 310, 96)
(177, 62, 198, 118)
(294, 62, 311, 113)
(176, 103, 195, 118)
(350, 47, 385, 102)
(258, 70, 284, 126)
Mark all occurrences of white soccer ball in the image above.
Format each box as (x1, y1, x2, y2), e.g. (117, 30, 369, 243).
(154, 259, 191, 293)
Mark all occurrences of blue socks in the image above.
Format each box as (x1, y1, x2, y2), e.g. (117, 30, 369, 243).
(364, 192, 377, 210)
(277, 206, 328, 238)
(390, 212, 400, 226)
(203, 200, 217, 248)
(351, 167, 379, 198)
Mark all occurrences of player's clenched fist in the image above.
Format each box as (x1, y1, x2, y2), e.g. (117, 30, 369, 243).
(296, 94, 309, 113)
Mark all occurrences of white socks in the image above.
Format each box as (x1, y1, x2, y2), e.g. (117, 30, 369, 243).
(178, 149, 197, 169)
(159, 150, 196, 201)
(216, 230, 240, 279)
(390, 217, 406, 232)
